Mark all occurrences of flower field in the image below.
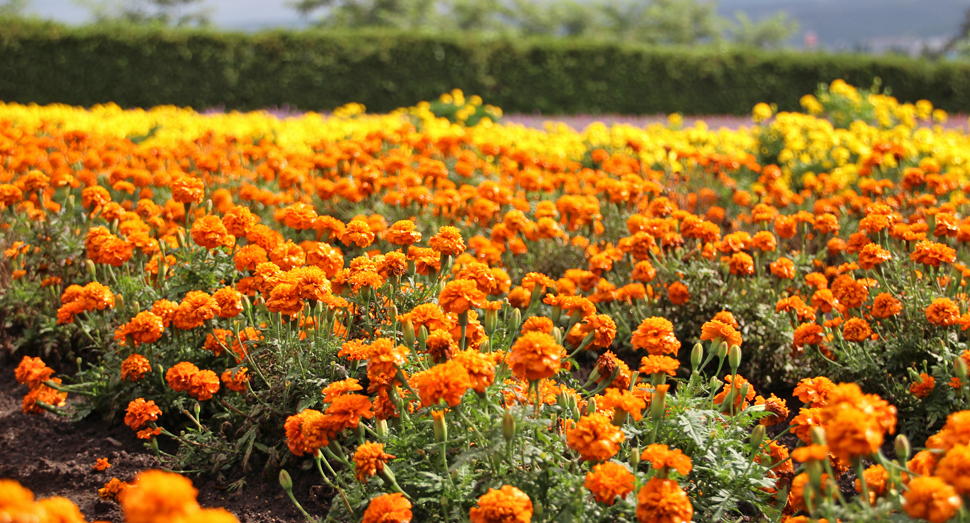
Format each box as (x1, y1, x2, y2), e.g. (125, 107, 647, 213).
(4, 81, 970, 522)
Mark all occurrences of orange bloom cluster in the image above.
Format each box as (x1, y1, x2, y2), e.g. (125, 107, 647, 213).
(165, 362, 221, 401)
(584, 462, 635, 505)
(631, 317, 680, 355)
(353, 442, 396, 482)
(14, 356, 67, 415)
(469, 485, 533, 523)
(639, 444, 692, 475)
(125, 398, 162, 439)
(566, 413, 625, 462)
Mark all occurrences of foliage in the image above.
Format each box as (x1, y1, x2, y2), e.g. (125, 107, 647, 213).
(2, 21, 970, 115)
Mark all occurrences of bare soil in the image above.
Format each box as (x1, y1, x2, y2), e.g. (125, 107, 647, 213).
(0, 353, 329, 523)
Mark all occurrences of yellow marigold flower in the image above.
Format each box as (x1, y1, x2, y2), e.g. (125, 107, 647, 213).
(566, 413, 625, 462)
(469, 485, 533, 523)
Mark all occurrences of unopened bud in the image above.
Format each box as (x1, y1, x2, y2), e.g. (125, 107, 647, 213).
(115, 294, 124, 310)
(630, 445, 640, 469)
(809, 426, 827, 446)
(691, 343, 703, 371)
(86, 259, 96, 279)
(478, 339, 490, 353)
(895, 434, 911, 463)
(485, 308, 498, 335)
(586, 398, 597, 416)
(502, 411, 516, 443)
(132, 301, 140, 314)
(728, 345, 742, 371)
(716, 340, 728, 360)
(433, 411, 447, 443)
(650, 385, 668, 421)
(279, 469, 293, 491)
(66, 194, 75, 212)
(206, 199, 213, 213)
(956, 357, 968, 380)
(738, 383, 750, 406)
(552, 327, 562, 345)
(177, 230, 186, 250)
(906, 367, 921, 382)
(510, 308, 522, 330)
(418, 325, 429, 345)
(750, 425, 766, 452)
(376, 419, 388, 439)
(403, 320, 415, 348)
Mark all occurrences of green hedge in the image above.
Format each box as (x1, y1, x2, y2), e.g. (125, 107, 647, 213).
(2, 19, 970, 115)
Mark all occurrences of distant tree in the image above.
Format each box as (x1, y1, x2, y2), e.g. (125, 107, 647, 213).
(74, 0, 212, 26)
(290, 0, 438, 28)
(730, 11, 798, 49)
(0, 0, 31, 17)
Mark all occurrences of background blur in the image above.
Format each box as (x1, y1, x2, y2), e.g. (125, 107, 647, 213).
(14, 0, 970, 57)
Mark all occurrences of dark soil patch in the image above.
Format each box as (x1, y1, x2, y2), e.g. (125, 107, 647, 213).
(0, 352, 329, 523)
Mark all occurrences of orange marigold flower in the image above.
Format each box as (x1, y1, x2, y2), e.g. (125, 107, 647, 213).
(124, 398, 161, 432)
(713, 374, 756, 411)
(728, 252, 755, 276)
(385, 220, 422, 246)
(508, 331, 562, 381)
(932, 411, 970, 451)
(122, 470, 200, 523)
(842, 318, 873, 342)
(820, 383, 897, 462)
(171, 176, 205, 204)
(597, 387, 646, 421)
(341, 219, 376, 248)
(791, 444, 829, 463)
(99, 478, 129, 503)
(631, 317, 681, 356)
(911, 373, 936, 399)
(324, 393, 375, 432)
(640, 444, 692, 475)
(116, 311, 165, 347)
(353, 442, 396, 482)
(191, 215, 234, 249)
(854, 464, 889, 505)
(667, 281, 690, 305)
(469, 485, 533, 523)
(166, 361, 200, 393)
(793, 323, 824, 350)
(521, 316, 554, 334)
(94, 457, 111, 471)
(700, 319, 743, 348)
(220, 368, 249, 393)
(902, 476, 962, 523)
(584, 462, 635, 505)
(121, 354, 152, 382)
(322, 378, 364, 403)
(284, 409, 332, 456)
(936, 444, 970, 495)
(576, 314, 617, 349)
(438, 279, 486, 315)
(81, 281, 115, 311)
(639, 355, 680, 376)
(186, 369, 220, 401)
(212, 287, 244, 318)
(911, 240, 957, 268)
(21, 378, 68, 415)
(362, 493, 412, 523)
(173, 291, 218, 330)
(753, 393, 789, 426)
(452, 349, 496, 393)
(411, 360, 471, 408)
(858, 243, 891, 270)
(566, 413, 625, 462)
(769, 257, 795, 279)
(927, 298, 960, 327)
(14, 355, 54, 389)
(429, 226, 466, 256)
(635, 477, 693, 523)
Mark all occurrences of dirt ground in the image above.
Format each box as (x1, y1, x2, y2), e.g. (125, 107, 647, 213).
(0, 353, 329, 523)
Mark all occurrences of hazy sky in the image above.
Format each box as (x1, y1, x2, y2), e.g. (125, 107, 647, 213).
(28, 0, 308, 28)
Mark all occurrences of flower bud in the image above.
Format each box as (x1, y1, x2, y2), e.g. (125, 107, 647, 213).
(552, 327, 562, 345)
(485, 308, 498, 335)
(895, 434, 911, 463)
(418, 325, 429, 346)
(132, 301, 140, 314)
(115, 294, 124, 310)
(206, 199, 213, 214)
(502, 411, 516, 443)
(956, 357, 968, 380)
(376, 419, 388, 439)
(432, 411, 447, 443)
(478, 339, 490, 353)
(551, 305, 562, 324)
(66, 194, 75, 212)
(86, 259, 97, 279)
(650, 385, 668, 421)
(279, 469, 293, 492)
(750, 425, 766, 452)
(906, 367, 921, 382)
(630, 445, 640, 469)
(403, 319, 415, 348)
(716, 340, 728, 360)
(691, 343, 703, 371)
(728, 345, 742, 372)
(809, 426, 827, 446)
(586, 398, 597, 416)
(510, 308, 522, 331)
(738, 383, 750, 405)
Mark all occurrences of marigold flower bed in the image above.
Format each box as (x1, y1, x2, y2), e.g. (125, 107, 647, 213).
(3, 83, 970, 522)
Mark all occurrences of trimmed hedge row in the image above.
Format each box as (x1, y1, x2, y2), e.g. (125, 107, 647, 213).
(1, 20, 969, 114)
